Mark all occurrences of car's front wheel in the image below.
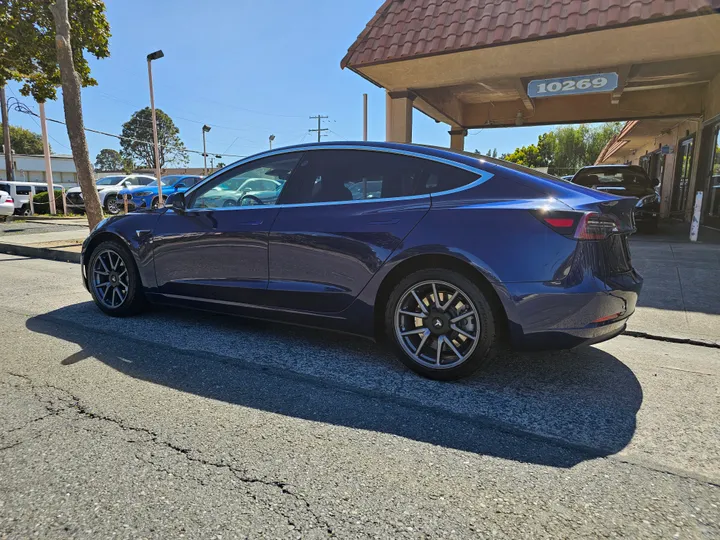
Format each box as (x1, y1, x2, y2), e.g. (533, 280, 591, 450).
(88, 240, 147, 316)
(151, 196, 167, 209)
(385, 269, 498, 381)
(104, 194, 120, 215)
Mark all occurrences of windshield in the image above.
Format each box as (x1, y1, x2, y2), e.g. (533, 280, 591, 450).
(96, 176, 126, 186)
(574, 168, 652, 188)
(162, 175, 189, 186)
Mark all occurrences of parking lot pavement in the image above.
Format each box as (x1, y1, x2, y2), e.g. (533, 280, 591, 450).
(1, 254, 718, 537)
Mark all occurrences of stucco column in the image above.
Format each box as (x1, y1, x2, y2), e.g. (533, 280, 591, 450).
(386, 90, 415, 143)
(449, 128, 468, 151)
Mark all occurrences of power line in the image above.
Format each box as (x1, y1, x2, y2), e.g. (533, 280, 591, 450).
(8, 98, 247, 160)
(309, 115, 328, 143)
(5, 88, 72, 151)
(327, 129, 348, 141)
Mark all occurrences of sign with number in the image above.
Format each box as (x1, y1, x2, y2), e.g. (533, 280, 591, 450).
(527, 73, 618, 98)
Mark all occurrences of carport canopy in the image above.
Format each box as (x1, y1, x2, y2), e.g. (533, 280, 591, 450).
(342, 0, 720, 150)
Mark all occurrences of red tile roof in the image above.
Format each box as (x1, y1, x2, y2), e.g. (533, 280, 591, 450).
(342, 0, 720, 68)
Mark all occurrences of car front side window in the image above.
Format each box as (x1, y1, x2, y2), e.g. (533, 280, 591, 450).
(189, 153, 303, 209)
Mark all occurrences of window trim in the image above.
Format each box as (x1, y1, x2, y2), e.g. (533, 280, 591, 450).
(180, 144, 494, 212)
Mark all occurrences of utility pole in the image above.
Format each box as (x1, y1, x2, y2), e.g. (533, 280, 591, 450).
(0, 86, 13, 182)
(309, 115, 328, 143)
(39, 102, 56, 215)
(363, 94, 368, 141)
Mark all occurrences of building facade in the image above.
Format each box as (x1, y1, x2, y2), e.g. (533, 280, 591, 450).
(0, 154, 78, 187)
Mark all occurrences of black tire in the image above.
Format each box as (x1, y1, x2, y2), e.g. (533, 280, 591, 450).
(87, 240, 147, 317)
(384, 269, 498, 381)
(104, 194, 120, 215)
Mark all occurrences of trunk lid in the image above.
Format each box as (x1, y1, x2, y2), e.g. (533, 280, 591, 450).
(572, 197, 636, 276)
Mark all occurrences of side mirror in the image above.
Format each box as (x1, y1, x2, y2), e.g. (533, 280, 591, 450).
(653, 178, 661, 187)
(167, 191, 186, 212)
(175, 182, 186, 189)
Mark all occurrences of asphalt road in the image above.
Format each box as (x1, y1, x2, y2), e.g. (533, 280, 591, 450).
(0, 254, 718, 538)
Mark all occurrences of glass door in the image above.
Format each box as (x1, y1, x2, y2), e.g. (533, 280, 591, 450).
(704, 125, 720, 228)
(671, 136, 694, 216)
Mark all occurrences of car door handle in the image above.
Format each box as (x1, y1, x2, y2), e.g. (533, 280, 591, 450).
(368, 219, 400, 225)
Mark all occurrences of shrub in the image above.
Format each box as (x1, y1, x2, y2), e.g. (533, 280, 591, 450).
(32, 188, 65, 214)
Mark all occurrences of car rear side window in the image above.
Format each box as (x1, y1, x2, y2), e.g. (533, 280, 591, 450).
(283, 150, 479, 204)
(421, 161, 481, 194)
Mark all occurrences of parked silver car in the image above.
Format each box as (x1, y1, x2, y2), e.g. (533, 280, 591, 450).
(65, 174, 156, 215)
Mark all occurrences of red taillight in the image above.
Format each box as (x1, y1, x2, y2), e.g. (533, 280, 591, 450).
(544, 218, 575, 228)
(531, 210, 581, 236)
(532, 210, 620, 240)
(575, 212, 620, 240)
(6, 197, 13, 203)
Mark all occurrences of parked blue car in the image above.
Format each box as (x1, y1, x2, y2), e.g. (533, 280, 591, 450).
(118, 175, 203, 210)
(82, 142, 642, 380)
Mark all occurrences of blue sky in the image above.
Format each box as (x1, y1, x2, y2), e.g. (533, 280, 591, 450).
(7, 0, 555, 168)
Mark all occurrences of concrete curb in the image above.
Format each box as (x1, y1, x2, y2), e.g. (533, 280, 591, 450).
(0, 243, 81, 264)
(9, 216, 88, 227)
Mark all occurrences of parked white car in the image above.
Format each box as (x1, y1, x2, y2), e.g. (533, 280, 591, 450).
(0, 190, 15, 218)
(65, 174, 156, 215)
(0, 181, 57, 216)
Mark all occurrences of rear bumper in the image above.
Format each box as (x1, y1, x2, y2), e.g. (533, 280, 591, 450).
(500, 270, 643, 350)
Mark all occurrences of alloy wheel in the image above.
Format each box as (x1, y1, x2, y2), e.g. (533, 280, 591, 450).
(394, 280, 481, 370)
(106, 195, 119, 214)
(91, 249, 129, 309)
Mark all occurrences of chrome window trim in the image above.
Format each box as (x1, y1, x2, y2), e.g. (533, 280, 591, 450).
(181, 144, 494, 212)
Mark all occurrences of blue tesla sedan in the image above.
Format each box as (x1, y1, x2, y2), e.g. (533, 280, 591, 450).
(119, 175, 204, 210)
(81, 142, 642, 380)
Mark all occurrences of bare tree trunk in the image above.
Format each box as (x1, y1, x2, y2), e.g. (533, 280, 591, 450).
(50, 0, 103, 229)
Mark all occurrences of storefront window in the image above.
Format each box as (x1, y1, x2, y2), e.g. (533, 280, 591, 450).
(672, 137, 694, 215)
(706, 126, 720, 224)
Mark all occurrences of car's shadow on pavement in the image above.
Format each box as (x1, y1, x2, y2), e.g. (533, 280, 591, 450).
(26, 303, 643, 468)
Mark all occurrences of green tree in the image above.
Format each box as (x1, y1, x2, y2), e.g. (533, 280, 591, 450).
(501, 144, 547, 168)
(216, 162, 226, 169)
(120, 108, 189, 169)
(585, 122, 623, 164)
(95, 148, 132, 171)
(8, 125, 46, 154)
(0, 0, 111, 227)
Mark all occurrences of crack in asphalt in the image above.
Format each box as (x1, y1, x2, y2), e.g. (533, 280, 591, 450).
(2, 371, 335, 537)
(623, 330, 720, 349)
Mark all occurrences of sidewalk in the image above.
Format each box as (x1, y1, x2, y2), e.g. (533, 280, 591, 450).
(629, 236, 720, 345)
(0, 227, 87, 263)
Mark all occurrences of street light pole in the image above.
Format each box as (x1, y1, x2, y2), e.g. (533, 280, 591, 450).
(269, 134, 275, 150)
(202, 125, 211, 175)
(39, 102, 56, 215)
(147, 50, 164, 206)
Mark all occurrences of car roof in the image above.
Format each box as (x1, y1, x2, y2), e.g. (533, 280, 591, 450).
(261, 141, 511, 172)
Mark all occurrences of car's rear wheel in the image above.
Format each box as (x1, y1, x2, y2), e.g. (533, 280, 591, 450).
(88, 240, 147, 316)
(385, 269, 497, 381)
(104, 195, 120, 215)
